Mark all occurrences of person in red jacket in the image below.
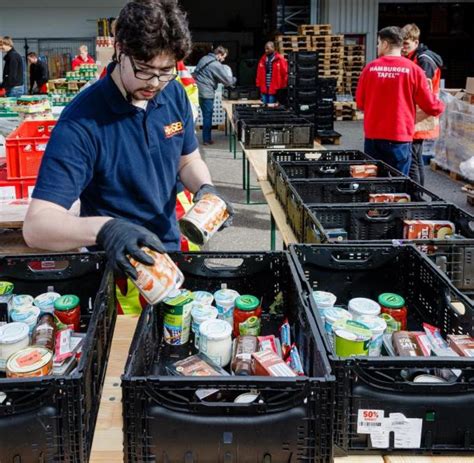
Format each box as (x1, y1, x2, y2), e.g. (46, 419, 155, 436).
(256, 41, 288, 105)
(356, 27, 444, 175)
(71, 45, 95, 71)
(402, 23, 443, 186)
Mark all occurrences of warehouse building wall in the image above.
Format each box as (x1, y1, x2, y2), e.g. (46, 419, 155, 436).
(319, 0, 379, 62)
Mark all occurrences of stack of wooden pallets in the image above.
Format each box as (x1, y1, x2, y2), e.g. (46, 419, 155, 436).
(343, 44, 366, 95)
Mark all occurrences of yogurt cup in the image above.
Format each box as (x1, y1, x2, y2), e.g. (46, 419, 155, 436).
(0, 322, 30, 371)
(213, 287, 240, 328)
(199, 319, 232, 367)
(322, 307, 352, 348)
(34, 292, 61, 314)
(190, 302, 218, 344)
(312, 291, 337, 310)
(10, 295, 34, 311)
(192, 291, 214, 306)
(358, 315, 387, 356)
(333, 319, 372, 357)
(348, 297, 381, 320)
(10, 305, 40, 333)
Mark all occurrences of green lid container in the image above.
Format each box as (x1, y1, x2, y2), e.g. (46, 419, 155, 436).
(54, 294, 80, 311)
(378, 293, 405, 309)
(0, 281, 14, 295)
(235, 295, 260, 311)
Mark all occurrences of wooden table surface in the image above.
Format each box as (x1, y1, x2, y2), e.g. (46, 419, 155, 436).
(89, 316, 469, 463)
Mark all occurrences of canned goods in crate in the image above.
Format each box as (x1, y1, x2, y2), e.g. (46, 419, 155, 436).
(6, 346, 53, 378)
(163, 289, 194, 345)
(378, 293, 407, 330)
(333, 319, 372, 357)
(179, 193, 230, 245)
(129, 247, 184, 305)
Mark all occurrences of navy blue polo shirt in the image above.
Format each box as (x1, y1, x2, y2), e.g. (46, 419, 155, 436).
(33, 64, 199, 251)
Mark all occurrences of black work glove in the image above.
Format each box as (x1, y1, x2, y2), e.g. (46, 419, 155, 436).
(193, 184, 235, 228)
(96, 219, 165, 280)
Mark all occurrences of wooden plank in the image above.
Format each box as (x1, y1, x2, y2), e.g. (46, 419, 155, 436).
(336, 457, 384, 463)
(384, 457, 474, 463)
(0, 199, 30, 228)
(89, 316, 139, 463)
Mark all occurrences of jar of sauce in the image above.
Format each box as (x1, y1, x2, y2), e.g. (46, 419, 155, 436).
(233, 295, 262, 337)
(378, 293, 407, 330)
(54, 295, 81, 331)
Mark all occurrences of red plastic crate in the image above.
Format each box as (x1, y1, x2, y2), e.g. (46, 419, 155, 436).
(6, 120, 56, 180)
(21, 179, 36, 198)
(0, 167, 22, 199)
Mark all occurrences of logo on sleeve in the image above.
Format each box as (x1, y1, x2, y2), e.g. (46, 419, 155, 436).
(164, 121, 184, 138)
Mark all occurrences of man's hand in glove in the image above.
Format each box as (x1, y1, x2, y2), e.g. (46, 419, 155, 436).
(193, 184, 235, 228)
(96, 219, 165, 279)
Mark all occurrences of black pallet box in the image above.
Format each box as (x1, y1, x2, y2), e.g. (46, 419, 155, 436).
(267, 149, 372, 187)
(288, 88, 319, 104)
(317, 78, 337, 100)
(281, 178, 445, 238)
(290, 243, 474, 455)
(303, 202, 474, 244)
(122, 252, 335, 463)
(237, 115, 301, 141)
(0, 252, 116, 462)
(288, 75, 318, 87)
(223, 86, 260, 101)
(241, 118, 314, 149)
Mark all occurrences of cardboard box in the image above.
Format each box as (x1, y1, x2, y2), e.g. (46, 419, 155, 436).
(465, 77, 474, 95)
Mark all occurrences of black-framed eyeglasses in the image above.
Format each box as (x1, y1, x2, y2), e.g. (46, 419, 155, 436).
(128, 55, 178, 83)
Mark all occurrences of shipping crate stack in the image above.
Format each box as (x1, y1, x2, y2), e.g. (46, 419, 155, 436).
(298, 24, 345, 94)
(343, 44, 365, 95)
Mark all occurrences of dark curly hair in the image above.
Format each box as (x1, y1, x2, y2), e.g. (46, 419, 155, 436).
(115, 0, 192, 62)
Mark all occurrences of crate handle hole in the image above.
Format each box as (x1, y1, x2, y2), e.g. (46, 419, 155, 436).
(27, 260, 70, 273)
(204, 258, 244, 271)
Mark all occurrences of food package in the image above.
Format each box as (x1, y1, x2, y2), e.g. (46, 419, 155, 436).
(392, 331, 425, 357)
(350, 164, 378, 178)
(447, 335, 474, 357)
(167, 353, 230, 376)
(403, 220, 455, 240)
(369, 193, 411, 203)
(251, 349, 297, 377)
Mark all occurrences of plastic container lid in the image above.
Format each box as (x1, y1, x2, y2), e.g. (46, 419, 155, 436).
(323, 307, 352, 325)
(163, 289, 193, 307)
(0, 322, 30, 344)
(191, 304, 218, 323)
(193, 291, 214, 305)
(235, 295, 260, 311)
(348, 298, 381, 318)
(34, 292, 61, 309)
(199, 319, 232, 340)
(378, 293, 405, 309)
(312, 291, 337, 308)
(358, 315, 387, 335)
(54, 295, 80, 311)
(10, 304, 39, 322)
(11, 294, 34, 308)
(333, 319, 372, 341)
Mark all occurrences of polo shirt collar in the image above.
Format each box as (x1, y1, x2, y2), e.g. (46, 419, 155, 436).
(102, 62, 165, 114)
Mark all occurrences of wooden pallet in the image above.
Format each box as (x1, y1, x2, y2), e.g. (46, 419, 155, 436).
(345, 45, 365, 51)
(315, 131, 342, 145)
(312, 34, 344, 42)
(344, 56, 365, 63)
(298, 24, 332, 36)
(430, 159, 467, 182)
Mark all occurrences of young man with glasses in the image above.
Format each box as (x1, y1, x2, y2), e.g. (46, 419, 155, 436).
(23, 0, 233, 289)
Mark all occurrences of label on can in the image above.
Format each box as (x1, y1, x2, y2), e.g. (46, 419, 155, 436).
(179, 194, 229, 245)
(163, 290, 194, 345)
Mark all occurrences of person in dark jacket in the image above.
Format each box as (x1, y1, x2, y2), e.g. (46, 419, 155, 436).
(27, 52, 49, 94)
(402, 23, 443, 186)
(0, 37, 25, 97)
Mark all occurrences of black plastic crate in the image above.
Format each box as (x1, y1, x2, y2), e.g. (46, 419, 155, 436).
(287, 51, 319, 66)
(266, 150, 371, 187)
(0, 252, 116, 462)
(242, 119, 314, 149)
(280, 179, 445, 239)
(122, 252, 335, 463)
(223, 86, 260, 101)
(290, 243, 474, 455)
(237, 115, 301, 141)
(289, 63, 319, 77)
(303, 202, 474, 244)
(288, 75, 318, 87)
(288, 89, 318, 103)
(290, 101, 319, 116)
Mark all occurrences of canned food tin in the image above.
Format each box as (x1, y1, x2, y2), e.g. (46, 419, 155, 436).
(333, 319, 372, 357)
(163, 289, 194, 345)
(129, 247, 184, 305)
(179, 193, 230, 245)
(6, 346, 53, 378)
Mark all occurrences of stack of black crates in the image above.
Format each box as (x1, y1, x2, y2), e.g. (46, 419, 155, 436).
(287, 51, 340, 142)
